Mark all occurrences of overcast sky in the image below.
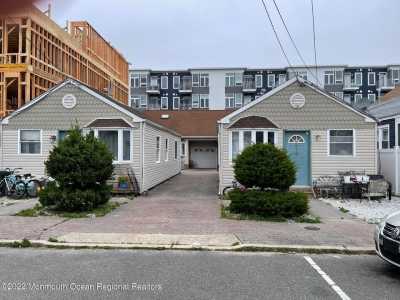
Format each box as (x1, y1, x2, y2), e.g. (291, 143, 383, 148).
(39, 0, 399, 69)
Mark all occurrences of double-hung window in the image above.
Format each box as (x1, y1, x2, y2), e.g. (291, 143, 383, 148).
(173, 97, 180, 110)
(161, 76, 168, 89)
(199, 94, 209, 109)
(278, 74, 286, 85)
(225, 73, 235, 87)
(131, 75, 140, 88)
(267, 74, 275, 88)
(225, 93, 235, 108)
(140, 74, 148, 87)
(235, 73, 243, 86)
(230, 130, 276, 160)
(235, 93, 243, 108)
(98, 129, 131, 162)
(368, 72, 376, 86)
(156, 137, 161, 163)
(165, 138, 169, 161)
(328, 130, 354, 156)
(378, 126, 390, 150)
(192, 94, 200, 108)
(192, 74, 200, 87)
(335, 70, 343, 84)
(255, 74, 263, 88)
(324, 71, 335, 85)
(200, 73, 209, 87)
(173, 76, 180, 89)
(391, 69, 400, 84)
(354, 72, 363, 86)
(161, 97, 168, 110)
(19, 130, 41, 154)
(368, 93, 376, 103)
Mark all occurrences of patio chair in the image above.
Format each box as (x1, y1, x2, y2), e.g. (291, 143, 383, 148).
(361, 179, 390, 202)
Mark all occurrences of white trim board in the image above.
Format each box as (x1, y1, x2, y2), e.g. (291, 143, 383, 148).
(218, 77, 375, 124)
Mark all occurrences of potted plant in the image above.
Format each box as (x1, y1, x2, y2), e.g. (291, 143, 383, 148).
(118, 176, 129, 190)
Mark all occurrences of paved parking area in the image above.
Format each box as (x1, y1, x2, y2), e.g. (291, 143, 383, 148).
(0, 170, 376, 248)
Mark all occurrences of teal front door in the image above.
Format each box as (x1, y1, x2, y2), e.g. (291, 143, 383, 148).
(284, 131, 311, 186)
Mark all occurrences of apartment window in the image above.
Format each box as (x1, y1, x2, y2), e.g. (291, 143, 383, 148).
(255, 74, 263, 88)
(334, 92, 344, 100)
(296, 71, 307, 80)
(324, 71, 335, 85)
(192, 94, 200, 108)
(181, 142, 186, 157)
(140, 74, 147, 87)
(368, 93, 376, 103)
(131, 97, 140, 108)
(192, 74, 200, 87)
(354, 94, 363, 103)
(343, 94, 351, 104)
(392, 69, 400, 83)
(164, 138, 169, 161)
(329, 130, 354, 156)
(149, 76, 158, 88)
(235, 93, 243, 108)
(225, 93, 235, 108)
(235, 73, 243, 86)
(243, 95, 252, 105)
(173, 76, 180, 89)
(335, 70, 343, 84)
(173, 97, 180, 110)
(161, 97, 168, 110)
(278, 74, 286, 85)
(267, 74, 275, 88)
(161, 76, 168, 89)
(19, 130, 41, 154)
(98, 129, 131, 162)
(225, 73, 235, 87)
(131, 75, 140, 88)
(378, 126, 390, 150)
(199, 94, 209, 109)
(230, 130, 276, 160)
(368, 72, 376, 86)
(156, 137, 161, 163)
(200, 73, 209, 87)
(354, 72, 363, 86)
(140, 95, 147, 108)
(174, 141, 178, 160)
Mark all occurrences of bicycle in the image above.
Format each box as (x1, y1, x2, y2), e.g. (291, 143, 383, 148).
(0, 168, 42, 199)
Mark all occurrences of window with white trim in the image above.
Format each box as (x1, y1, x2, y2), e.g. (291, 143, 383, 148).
(334, 92, 343, 100)
(97, 129, 131, 162)
(156, 136, 161, 162)
(161, 76, 168, 89)
(328, 130, 354, 156)
(225, 93, 235, 108)
(278, 74, 286, 85)
(19, 130, 41, 154)
(354, 94, 363, 103)
(391, 69, 400, 83)
(139, 95, 147, 108)
(161, 97, 168, 110)
(368, 72, 376, 85)
(173, 76, 180, 89)
(199, 94, 209, 109)
(267, 74, 275, 88)
(368, 93, 376, 103)
(174, 141, 178, 160)
(235, 73, 243, 86)
(225, 73, 235, 87)
(324, 71, 335, 85)
(335, 70, 343, 84)
(192, 94, 200, 108)
(200, 73, 209, 87)
(255, 74, 263, 88)
(165, 138, 169, 161)
(243, 95, 252, 105)
(173, 97, 180, 110)
(192, 73, 200, 87)
(230, 130, 276, 160)
(235, 93, 243, 108)
(343, 94, 351, 104)
(139, 74, 147, 87)
(378, 126, 390, 149)
(354, 72, 363, 86)
(131, 75, 140, 88)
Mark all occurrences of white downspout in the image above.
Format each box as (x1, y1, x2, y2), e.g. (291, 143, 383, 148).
(141, 121, 145, 193)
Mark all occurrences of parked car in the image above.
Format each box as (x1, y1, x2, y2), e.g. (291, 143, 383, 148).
(375, 211, 400, 267)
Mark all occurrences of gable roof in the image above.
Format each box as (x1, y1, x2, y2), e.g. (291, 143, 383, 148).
(141, 110, 232, 138)
(1, 78, 181, 137)
(367, 97, 400, 119)
(382, 86, 400, 102)
(218, 77, 376, 124)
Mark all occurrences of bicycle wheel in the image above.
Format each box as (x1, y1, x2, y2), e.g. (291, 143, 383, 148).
(14, 182, 27, 199)
(26, 180, 40, 197)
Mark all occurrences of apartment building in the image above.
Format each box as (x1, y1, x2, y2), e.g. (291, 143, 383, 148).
(129, 65, 400, 111)
(0, 6, 129, 117)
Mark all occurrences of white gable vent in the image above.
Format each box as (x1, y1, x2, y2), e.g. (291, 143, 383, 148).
(161, 114, 170, 119)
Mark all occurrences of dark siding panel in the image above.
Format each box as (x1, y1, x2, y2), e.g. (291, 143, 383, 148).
(379, 118, 395, 148)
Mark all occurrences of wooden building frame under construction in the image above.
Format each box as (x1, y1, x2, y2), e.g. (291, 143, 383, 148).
(0, 5, 129, 117)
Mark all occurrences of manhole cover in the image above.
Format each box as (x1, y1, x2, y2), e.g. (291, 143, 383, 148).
(304, 226, 320, 231)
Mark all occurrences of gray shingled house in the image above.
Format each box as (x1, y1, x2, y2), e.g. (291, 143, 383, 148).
(218, 77, 377, 194)
(0, 78, 182, 193)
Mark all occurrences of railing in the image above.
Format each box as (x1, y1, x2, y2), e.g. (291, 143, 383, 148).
(180, 78, 192, 91)
(146, 84, 160, 92)
(0, 54, 27, 64)
(377, 77, 395, 90)
(243, 78, 256, 90)
(343, 77, 359, 90)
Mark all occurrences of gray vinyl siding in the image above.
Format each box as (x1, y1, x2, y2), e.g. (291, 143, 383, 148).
(219, 81, 377, 193)
(142, 122, 181, 191)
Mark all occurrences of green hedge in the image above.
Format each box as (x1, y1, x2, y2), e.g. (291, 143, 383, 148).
(228, 189, 308, 218)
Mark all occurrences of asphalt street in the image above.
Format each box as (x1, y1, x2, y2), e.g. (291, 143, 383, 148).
(0, 249, 399, 300)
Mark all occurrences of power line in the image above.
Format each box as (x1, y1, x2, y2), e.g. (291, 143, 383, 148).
(259, 0, 292, 68)
(310, 0, 318, 80)
(270, 0, 321, 85)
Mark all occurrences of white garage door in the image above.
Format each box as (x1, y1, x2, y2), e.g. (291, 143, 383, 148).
(190, 141, 218, 169)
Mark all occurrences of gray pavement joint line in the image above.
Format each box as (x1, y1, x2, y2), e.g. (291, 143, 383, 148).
(37, 219, 69, 240)
(304, 256, 351, 300)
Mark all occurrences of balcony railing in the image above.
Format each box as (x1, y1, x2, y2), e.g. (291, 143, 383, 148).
(146, 81, 160, 93)
(343, 76, 360, 90)
(179, 78, 192, 92)
(377, 77, 395, 90)
(243, 78, 256, 91)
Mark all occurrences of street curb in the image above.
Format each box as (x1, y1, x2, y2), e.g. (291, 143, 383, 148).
(0, 239, 375, 255)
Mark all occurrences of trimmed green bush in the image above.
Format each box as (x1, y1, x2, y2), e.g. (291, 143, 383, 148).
(234, 143, 296, 191)
(39, 127, 114, 212)
(228, 189, 308, 218)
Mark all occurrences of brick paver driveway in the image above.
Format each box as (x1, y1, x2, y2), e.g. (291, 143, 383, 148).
(0, 169, 376, 248)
